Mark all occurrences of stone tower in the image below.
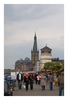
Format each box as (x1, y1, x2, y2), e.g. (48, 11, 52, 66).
(31, 32, 39, 65)
(40, 45, 52, 69)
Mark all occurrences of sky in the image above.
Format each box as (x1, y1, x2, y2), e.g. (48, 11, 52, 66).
(4, 4, 64, 69)
(1, 1, 68, 99)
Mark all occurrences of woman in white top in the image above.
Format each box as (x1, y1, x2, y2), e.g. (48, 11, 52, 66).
(37, 74, 41, 85)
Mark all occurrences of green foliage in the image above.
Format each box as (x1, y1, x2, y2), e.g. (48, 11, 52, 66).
(44, 62, 54, 72)
(44, 62, 63, 72)
(4, 69, 15, 73)
(54, 62, 62, 71)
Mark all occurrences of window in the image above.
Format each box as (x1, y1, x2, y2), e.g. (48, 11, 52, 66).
(48, 51, 51, 53)
(42, 51, 44, 53)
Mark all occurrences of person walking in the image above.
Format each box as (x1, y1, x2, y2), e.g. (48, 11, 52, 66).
(37, 74, 41, 85)
(24, 73, 29, 91)
(44, 72, 48, 82)
(58, 72, 64, 96)
(29, 73, 34, 90)
(40, 73, 47, 90)
(17, 71, 23, 89)
(35, 73, 38, 84)
(48, 72, 54, 90)
(54, 75, 58, 86)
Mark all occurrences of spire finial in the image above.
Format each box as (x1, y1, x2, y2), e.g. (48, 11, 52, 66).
(34, 30, 36, 37)
(35, 30, 36, 34)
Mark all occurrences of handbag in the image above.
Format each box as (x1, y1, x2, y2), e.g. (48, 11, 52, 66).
(23, 83, 26, 88)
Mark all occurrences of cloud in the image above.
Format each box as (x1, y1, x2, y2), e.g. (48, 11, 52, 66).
(4, 4, 64, 22)
(4, 14, 64, 46)
(4, 40, 33, 69)
(4, 4, 64, 69)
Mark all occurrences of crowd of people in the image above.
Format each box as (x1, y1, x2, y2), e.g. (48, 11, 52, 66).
(16, 70, 64, 96)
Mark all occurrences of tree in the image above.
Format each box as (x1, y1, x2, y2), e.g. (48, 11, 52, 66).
(44, 62, 54, 71)
(53, 62, 63, 71)
(44, 62, 63, 72)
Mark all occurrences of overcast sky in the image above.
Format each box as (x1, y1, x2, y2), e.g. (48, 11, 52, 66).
(4, 4, 64, 69)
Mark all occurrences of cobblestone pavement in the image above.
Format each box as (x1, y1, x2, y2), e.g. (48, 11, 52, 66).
(13, 83, 59, 96)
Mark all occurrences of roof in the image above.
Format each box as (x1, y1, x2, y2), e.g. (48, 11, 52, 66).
(15, 59, 32, 67)
(41, 46, 52, 50)
(33, 34, 37, 52)
(25, 57, 30, 61)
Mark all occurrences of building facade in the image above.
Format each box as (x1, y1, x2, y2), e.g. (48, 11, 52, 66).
(40, 45, 52, 69)
(31, 33, 39, 65)
(15, 58, 36, 72)
(35, 60, 40, 72)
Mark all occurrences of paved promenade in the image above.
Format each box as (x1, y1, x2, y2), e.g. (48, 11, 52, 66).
(13, 83, 59, 96)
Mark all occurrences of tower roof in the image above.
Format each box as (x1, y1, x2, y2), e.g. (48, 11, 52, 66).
(33, 33, 37, 52)
(41, 45, 52, 50)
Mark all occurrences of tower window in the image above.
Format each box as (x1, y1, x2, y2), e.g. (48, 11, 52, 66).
(41, 51, 44, 53)
(48, 51, 51, 53)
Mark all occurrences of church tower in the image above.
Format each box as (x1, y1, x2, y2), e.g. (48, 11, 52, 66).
(31, 32, 39, 65)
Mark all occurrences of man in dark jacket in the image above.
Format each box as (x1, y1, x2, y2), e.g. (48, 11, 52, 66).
(17, 71, 23, 89)
(35, 73, 38, 84)
(58, 72, 64, 96)
(29, 73, 34, 90)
